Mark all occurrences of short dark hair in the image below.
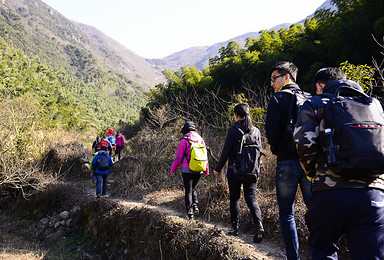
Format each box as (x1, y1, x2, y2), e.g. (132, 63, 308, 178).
(313, 67, 346, 90)
(270, 61, 298, 83)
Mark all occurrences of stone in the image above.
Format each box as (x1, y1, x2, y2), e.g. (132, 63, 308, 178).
(70, 206, 80, 217)
(66, 218, 72, 227)
(54, 221, 60, 229)
(59, 211, 69, 220)
(39, 217, 49, 226)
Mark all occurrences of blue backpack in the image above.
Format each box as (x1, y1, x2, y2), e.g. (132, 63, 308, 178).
(107, 134, 116, 145)
(96, 153, 110, 171)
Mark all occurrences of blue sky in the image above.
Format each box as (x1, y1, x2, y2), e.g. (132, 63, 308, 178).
(41, 0, 327, 59)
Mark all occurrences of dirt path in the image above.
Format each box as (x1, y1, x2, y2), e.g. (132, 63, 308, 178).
(84, 179, 288, 260)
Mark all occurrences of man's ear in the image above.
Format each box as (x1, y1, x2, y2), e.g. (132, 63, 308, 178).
(315, 83, 324, 94)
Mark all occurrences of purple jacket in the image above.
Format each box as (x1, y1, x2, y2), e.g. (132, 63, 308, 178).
(170, 131, 209, 175)
(115, 134, 124, 147)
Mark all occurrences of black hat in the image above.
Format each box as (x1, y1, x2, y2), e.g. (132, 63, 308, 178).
(181, 121, 196, 134)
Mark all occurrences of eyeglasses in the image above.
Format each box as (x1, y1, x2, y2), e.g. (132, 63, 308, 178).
(271, 73, 287, 83)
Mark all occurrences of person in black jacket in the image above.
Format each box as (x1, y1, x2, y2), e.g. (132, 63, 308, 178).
(265, 61, 311, 259)
(214, 104, 264, 243)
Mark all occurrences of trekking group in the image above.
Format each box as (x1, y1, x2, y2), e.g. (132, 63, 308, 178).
(91, 128, 124, 198)
(90, 62, 384, 259)
(170, 61, 384, 260)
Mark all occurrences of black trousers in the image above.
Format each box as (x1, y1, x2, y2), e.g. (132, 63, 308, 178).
(182, 172, 201, 215)
(227, 177, 263, 229)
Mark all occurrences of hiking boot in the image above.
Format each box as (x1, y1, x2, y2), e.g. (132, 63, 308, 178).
(253, 228, 264, 243)
(229, 227, 239, 236)
(192, 204, 199, 215)
(229, 222, 239, 236)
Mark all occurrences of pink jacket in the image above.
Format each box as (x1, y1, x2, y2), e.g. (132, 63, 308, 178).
(170, 131, 209, 175)
(115, 134, 124, 147)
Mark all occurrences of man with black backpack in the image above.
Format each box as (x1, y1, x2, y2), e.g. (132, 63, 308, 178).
(265, 61, 312, 259)
(294, 67, 384, 259)
(91, 146, 113, 198)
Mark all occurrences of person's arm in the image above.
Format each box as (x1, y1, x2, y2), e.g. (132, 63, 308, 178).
(170, 139, 188, 174)
(293, 102, 320, 177)
(109, 155, 113, 167)
(214, 127, 236, 174)
(265, 96, 282, 155)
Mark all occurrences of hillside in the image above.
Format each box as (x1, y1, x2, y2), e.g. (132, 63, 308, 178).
(73, 22, 164, 89)
(0, 0, 163, 90)
(149, 0, 335, 71)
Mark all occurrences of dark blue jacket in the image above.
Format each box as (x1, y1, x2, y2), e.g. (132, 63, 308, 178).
(265, 83, 302, 162)
(91, 150, 113, 174)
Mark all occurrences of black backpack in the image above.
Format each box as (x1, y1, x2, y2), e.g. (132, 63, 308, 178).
(280, 88, 312, 152)
(322, 85, 384, 178)
(233, 126, 264, 181)
(96, 153, 110, 171)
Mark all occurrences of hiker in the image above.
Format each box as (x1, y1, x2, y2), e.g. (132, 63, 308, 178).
(90, 149, 99, 188)
(294, 67, 384, 259)
(265, 61, 311, 259)
(91, 146, 113, 198)
(92, 136, 100, 153)
(170, 121, 209, 220)
(214, 103, 264, 243)
(115, 130, 125, 161)
(97, 135, 113, 152)
(106, 128, 116, 158)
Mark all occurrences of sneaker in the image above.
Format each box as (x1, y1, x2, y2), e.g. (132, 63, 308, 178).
(187, 214, 194, 220)
(192, 204, 199, 215)
(253, 228, 264, 243)
(96, 194, 101, 198)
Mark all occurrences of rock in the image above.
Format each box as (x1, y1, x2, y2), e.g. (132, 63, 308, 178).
(83, 163, 91, 170)
(39, 217, 49, 227)
(70, 206, 80, 217)
(66, 218, 72, 227)
(59, 211, 69, 220)
(79, 156, 89, 164)
(60, 220, 65, 226)
(54, 221, 60, 229)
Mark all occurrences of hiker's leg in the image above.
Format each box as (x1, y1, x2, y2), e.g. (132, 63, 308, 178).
(182, 173, 194, 215)
(306, 189, 349, 260)
(299, 164, 312, 209)
(275, 159, 300, 260)
(346, 188, 384, 260)
(228, 177, 242, 226)
(95, 174, 102, 196)
(191, 174, 201, 205)
(102, 174, 108, 196)
(243, 181, 263, 230)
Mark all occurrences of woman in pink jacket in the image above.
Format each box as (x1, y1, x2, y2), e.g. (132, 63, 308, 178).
(170, 121, 209, 220)
(115, 131, 125, 161)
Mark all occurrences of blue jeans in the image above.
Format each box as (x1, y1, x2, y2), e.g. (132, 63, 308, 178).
(96, 173, 109, 196)
(276, 159, 312, 260)
(306, 188, 384, 260)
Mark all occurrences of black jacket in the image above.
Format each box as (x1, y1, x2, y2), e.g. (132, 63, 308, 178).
(265, 83, 301, 162)
(215, 120, 261, 179)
